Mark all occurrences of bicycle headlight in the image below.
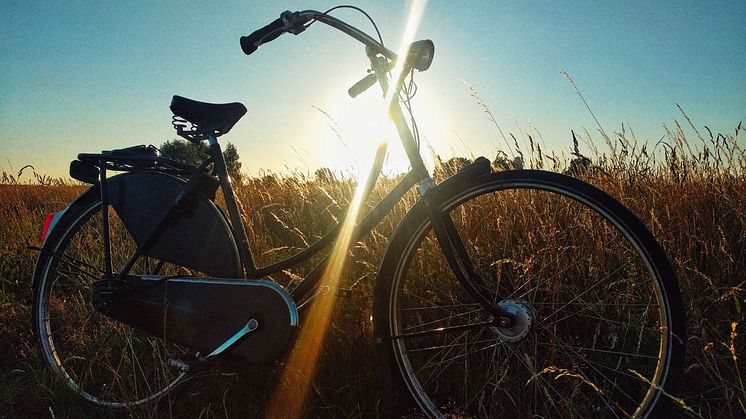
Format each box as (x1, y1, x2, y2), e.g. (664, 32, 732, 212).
(407, 39, 435, 71)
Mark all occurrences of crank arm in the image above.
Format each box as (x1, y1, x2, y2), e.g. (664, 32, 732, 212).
(206, 318, 260, 358)
(168, 318, 259, 372)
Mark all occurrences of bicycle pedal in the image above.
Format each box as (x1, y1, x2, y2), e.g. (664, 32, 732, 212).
(168, 355, 208, 373)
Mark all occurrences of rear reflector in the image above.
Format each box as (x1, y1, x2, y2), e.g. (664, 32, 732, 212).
(41, 211, 64, 242)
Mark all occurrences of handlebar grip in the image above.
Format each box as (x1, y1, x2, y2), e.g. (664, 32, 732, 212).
(240, 16, 286, 55)
(348, 73, 377, 98)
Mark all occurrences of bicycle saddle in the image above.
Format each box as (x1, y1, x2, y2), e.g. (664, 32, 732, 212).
(170, 95, 247, 139)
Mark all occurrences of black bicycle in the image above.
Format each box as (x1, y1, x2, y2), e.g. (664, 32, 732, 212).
(32, 7, 686, 418)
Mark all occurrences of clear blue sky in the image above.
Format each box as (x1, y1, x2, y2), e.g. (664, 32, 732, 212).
(1, 1, 744, 178)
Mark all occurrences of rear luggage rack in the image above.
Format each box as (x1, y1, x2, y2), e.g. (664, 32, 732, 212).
(71, 144, 201, 183)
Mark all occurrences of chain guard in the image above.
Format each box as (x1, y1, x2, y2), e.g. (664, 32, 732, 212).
(93, 276, 298, 363)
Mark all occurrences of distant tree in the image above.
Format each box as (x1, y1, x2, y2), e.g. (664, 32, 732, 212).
(493, 152, 524, 171)
(160, 139, 207, 165)
(160, 139, 242, 182)
(564, 155, 592, 177)
(222, 143, 242, 183)
(564, 130, 593, 176)
(433, 156, 471, 180)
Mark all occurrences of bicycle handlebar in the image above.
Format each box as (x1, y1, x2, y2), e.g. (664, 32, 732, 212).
(241, 10, 429, 98)
(240, 10, 397, 61)
(240, 13, 291, 55)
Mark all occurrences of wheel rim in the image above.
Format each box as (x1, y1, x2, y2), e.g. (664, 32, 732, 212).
(389, 180, 672, 418)
(36, 201, 190, 409)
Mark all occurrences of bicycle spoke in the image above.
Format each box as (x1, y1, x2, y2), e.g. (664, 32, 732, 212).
(509, 209, 602, 300)
(412, 330, 470, 386)
(51, 252, 103, 280)
(541, 261, 632, 323)
(533, 340, 659, 360)
(401, 302, 482, 311)
(395, 320, 493, 339)
(406, 336, 502, 353)
(502, 342, 576, 416)
(537, 285, 658, 334)
(400, 305, 487, 333)
(533, 333, 645, 415)
(539, 310, 661, 336)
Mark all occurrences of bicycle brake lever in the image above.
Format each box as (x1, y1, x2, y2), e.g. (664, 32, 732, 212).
(348, 57, 395, 98)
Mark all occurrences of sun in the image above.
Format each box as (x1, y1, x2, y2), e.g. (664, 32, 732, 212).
(318, 87, 441, 178)
(318, 91, 398, 176)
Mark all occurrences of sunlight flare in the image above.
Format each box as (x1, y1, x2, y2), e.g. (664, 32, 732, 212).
(384, 0, 428, 111)
(319, 93, 399, 175)
(265, 144, 383, 418)
(266, 2, 428, 417)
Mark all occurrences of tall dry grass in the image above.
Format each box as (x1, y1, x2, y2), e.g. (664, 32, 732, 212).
(0, 112, 744, 417)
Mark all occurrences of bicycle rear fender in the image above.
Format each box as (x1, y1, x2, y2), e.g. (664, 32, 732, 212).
(106, 171, 241, 278)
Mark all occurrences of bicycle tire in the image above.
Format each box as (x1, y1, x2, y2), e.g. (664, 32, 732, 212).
(375, 169, 685, 418)
(32, 187, 194, 409)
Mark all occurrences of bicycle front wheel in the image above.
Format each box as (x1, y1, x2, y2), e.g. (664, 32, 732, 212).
(32, 190, 192, 409)
(377, 170, 685, 418)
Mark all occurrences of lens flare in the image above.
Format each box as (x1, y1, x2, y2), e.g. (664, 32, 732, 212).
(265, 145, 383, 418)
(384, 1, 428, 111)
(266, 2, 427, 417)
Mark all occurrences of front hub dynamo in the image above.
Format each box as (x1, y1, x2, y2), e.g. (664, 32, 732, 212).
(491, 299, 537, 343)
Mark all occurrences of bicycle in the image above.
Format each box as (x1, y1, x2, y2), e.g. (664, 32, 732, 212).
(32, 7, 686, 418)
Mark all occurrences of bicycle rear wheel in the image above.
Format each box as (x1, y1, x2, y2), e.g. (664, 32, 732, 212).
(376, 170, 685, 418)
(33, 190, 193, 409)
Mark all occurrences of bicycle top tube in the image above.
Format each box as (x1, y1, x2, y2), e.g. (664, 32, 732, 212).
(241, 9, 397, 61)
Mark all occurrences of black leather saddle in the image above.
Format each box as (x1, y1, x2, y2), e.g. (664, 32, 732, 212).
(170, 95, 247, 140)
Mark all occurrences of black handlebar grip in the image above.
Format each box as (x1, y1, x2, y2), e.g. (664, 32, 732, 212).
(240, 16, 286, 55)
(348, 74, 377, 98)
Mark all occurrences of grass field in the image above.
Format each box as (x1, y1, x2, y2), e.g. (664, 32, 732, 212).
(1, 119, 744, 417)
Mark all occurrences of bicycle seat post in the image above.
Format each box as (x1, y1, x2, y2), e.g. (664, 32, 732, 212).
(207, 133, 257, 275)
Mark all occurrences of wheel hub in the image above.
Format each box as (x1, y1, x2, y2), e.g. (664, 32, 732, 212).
(491, 299, 537, 342)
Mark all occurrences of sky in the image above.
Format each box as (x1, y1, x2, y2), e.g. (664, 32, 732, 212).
(1, 0, 744, 179)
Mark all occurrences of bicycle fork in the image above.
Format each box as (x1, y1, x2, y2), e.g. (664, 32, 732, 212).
(367, 48, 516, 328)
(419, 182, 517, 328)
